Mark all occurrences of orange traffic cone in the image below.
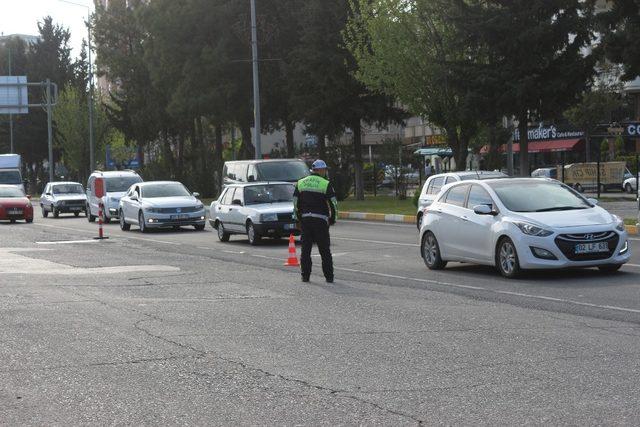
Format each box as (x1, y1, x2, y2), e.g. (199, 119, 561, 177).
(284, 233, 300, 267)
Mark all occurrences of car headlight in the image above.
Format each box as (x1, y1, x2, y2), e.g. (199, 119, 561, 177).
(57, 200, 65, 206)
(514, 221, 553, 237)
(613, 215, 625, 232)
(195, 204, 204, 210)
(261, 213, 278, 222)
(145, 207, 162, 213)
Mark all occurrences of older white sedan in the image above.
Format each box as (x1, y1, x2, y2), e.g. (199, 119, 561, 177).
(419, 178, 630, 278)
(209, 182, 298, 245)
(118, 181, 206, 232)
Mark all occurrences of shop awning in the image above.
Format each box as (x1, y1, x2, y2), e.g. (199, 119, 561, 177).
(480, 138, 583, 154)
(414, 147, 454, 157)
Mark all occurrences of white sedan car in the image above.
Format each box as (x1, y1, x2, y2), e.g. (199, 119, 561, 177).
(210, 182, 298, 245)
(419, 178, 630, 278)
(118, 181, 206, 232)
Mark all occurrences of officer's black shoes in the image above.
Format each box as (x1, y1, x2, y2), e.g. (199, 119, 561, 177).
(325, 277, 334, 283)
(301, 276, 310, 282)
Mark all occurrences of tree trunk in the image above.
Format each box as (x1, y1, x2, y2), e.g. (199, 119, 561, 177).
(455, 127, 471, 171)
(518, 114, 529, 177)
(285, 121, 295, 158)
(318, 135, 327, 160)
(585, 130, 591, 162)
(353, 121, 364, 200)
(239, 124, 255, 159)
(190, 118, 199, 174)
(214, 125, 224, 195)
(162, 128, 174, 178)
(177, 133, 184, 180)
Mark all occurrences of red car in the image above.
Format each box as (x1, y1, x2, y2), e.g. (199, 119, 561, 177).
(0, 184, 33, 223)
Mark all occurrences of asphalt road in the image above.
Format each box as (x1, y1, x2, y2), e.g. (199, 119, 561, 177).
(1, 214, 640, 424)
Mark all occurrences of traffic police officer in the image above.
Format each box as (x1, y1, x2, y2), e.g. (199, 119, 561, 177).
(293, 159, 338, 283)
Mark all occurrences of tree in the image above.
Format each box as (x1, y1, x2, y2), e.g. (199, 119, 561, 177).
(291, 0, 405, 200)
(599, 0, 640, 81)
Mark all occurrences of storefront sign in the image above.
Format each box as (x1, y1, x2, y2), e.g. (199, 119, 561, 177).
(513, 124, 584, 142)
(626, 122, 640, 136)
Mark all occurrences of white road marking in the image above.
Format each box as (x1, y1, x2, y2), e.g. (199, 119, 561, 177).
(625, 263, 640, 268)
(0, 248, 179, 275)
(312, 252, 348, 257)
(36, 239, 102, 245)
(33, 222, 180, 245)
(332, 237, 418, 247)
(336, 267, 640, 315)
(223, 250, 246, 254)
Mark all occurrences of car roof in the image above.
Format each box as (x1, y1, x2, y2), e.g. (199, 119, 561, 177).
(225, 159, 304, 164)
(137, 181, 182, 187)
(91, 170, 140, 177)
(226, 181, 294, 187)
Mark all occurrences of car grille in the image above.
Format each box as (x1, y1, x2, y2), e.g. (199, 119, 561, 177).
(277, 212, 293, 222)
(156, 206, 200, 214)
(61, 199, 85, 207)
(555, 231, 619, 261)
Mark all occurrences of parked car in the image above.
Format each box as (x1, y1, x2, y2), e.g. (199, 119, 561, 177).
(87, 170, 143, 223)
(0, 184, 33, 223)
(531, 167, 557, 179)
(40, 181, 87, 218)
(419, 178, 630, 278)
(223, 159, 309, 185)
(210, 182, 298, 245)
(118, 181, 205, 232)
(415, 170, 507, 229)
(623, 176, 637, 193)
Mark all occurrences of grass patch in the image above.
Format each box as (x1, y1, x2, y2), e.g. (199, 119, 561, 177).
(339, 195, 415, 216)
(624, 218, 636, 226)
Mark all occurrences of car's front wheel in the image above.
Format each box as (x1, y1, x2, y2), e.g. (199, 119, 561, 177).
(247, 221, 261, 246)
(102, 209, 111, 224)
(496, 237, 521, 278)
(52, 207, 59, 218)
(217, 222, 230, 242)
(421, 231, 447, 270)
(120, 210, 130, 231)
(41, 205, 48, 218)
(625, 183, 633, 194)
(138, 211, 148, 233)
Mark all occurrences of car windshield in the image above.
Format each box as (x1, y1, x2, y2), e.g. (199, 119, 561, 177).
(0, 170, 21, 185)
(489, 181, 591, 212)
(244, 184, 294, 205)
(53, 184, 84, 195)
(105, 176, 142, 192)
(142, 183, 191, 198)
(256, 161, 310, 182)
(0, 186, 24, 197)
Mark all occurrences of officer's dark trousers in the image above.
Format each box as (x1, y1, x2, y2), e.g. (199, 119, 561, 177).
(300, 217, 333, 280)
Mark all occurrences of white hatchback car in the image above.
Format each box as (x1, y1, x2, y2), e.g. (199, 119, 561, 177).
(419, 178, 630, 278)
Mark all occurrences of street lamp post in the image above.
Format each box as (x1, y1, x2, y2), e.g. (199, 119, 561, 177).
(250, 0, 262, 160)
(59, 0, 95, 173)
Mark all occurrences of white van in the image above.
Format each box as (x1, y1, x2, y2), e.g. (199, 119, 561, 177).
(86, 170, 143, 223)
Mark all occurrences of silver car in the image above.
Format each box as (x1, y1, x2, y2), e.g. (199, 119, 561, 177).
(118, 181, 206, 232)
(210, 182, 298, 245)
(40, 181, 87, 218)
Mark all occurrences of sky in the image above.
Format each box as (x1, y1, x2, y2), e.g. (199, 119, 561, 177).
(1, 0, 94, 58)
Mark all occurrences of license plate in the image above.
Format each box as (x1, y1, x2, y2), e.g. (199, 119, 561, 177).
(7, 208, 22, 215)
(575, 242, 608, 254)
(284, 223, 297, 230)
(170, 214, 189, 220)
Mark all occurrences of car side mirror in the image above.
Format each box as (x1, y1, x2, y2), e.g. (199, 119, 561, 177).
(45, 192, 51, 196)
(587, 198, 598, 205)
(473, 205, 495, 215)
(248, 175, 255, 182)
(232, 199, 243, 206)
(193, 192, 200, 198)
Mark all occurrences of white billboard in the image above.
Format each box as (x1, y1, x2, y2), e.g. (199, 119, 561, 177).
(0, 76, 28, 114)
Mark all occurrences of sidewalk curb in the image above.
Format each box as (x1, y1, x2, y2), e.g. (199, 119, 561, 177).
(338, 211, 415, 225)
(339, 211, 640, 235)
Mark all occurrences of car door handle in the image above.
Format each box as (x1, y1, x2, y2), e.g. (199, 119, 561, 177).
(461, 215, 469, 221)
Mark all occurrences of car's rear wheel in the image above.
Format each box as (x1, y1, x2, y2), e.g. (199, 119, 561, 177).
(416, 212, 423, 230)
(25, 217, 33, 223)
(139, 211, 148, 233)
(247, 221, 261, 246)
(421, 231, 447, 270)
(496, 237, 521, 278)
(41, 205, 48, 218)
(598, 264, 622, 273)
(119, 210, 130, 231)
(217, 221, 230, 242)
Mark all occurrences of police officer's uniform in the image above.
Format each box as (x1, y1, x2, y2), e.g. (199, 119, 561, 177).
(293, 160, 338, 283)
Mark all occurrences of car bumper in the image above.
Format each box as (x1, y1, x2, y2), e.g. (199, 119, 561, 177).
(143, 211, 206, 229)
(514, 231, 630, 269)
(254, 221, 300, 237)
(55, 205, 86, 213)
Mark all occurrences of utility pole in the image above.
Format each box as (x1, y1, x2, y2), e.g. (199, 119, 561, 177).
(8, 46, 14, 153)
(46, 79, 54, 182)
(250, 0, 262, 160)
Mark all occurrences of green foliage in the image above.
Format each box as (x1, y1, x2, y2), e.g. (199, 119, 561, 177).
(412, 188, 420, 208)
(599, 1, 640, 81)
